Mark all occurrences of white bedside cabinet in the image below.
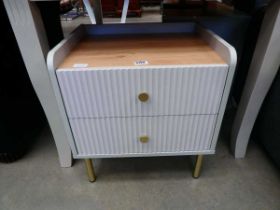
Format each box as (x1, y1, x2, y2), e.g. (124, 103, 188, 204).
(47, 23, 236, 182)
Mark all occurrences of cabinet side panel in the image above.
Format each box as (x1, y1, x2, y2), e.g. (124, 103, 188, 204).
(197, 26, 237, 150)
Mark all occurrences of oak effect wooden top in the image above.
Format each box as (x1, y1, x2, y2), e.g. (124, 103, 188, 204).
(58, 35, 226, 69)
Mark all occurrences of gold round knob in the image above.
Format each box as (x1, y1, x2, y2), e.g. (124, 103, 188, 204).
(138, 92, 149, 102)
(139, 135, 149, 143)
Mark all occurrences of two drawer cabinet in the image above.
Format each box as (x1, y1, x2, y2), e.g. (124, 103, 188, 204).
(47, 23, 237, 181)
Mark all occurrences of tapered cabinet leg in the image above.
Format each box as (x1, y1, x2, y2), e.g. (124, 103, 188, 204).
(193, 155, 203, 178)
(85, 159, 96, 182)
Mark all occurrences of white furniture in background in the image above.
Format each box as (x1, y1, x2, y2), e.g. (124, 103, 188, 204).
(3, 0, 72, 167)
(47, 23, 236, 181)
(231, 0, 280, 158)
(83, 0, 129, 24)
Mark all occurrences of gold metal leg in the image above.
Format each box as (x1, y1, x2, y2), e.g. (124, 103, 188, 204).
(85, 159, 96, 182)
(193, 155, 203, 178)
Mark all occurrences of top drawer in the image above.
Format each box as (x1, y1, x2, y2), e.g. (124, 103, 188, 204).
(56, 65, 228, 118)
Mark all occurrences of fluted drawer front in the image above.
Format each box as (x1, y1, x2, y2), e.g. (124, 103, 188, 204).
(70, 115, 217, 156)
(57, 65, 228, 118)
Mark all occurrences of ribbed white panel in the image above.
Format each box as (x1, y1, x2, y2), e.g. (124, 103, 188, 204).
(57, 66, 228, 118)
(69, 115, 217, 156)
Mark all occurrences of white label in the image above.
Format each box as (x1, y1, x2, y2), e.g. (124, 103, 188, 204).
(73, 63, 88, 68)
(134, 60, 149, 65)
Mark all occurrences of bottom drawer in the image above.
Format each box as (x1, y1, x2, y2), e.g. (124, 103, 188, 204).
(70, 115, 217, 156)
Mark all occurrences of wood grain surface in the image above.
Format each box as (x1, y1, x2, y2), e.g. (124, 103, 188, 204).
(58, 34, 226, 69)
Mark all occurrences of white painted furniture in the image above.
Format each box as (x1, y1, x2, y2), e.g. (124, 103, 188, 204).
(231, 0, 280, 158)
(3, 0, 279, 168)
(47, 23, 236, 181)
